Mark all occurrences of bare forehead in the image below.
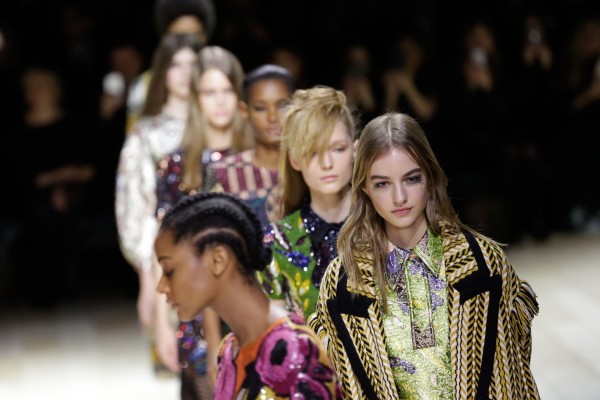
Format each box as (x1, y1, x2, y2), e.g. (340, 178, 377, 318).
(369, 147, 419, 173)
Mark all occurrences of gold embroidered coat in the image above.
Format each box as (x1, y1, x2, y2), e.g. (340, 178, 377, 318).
(308, 225, 540, 399)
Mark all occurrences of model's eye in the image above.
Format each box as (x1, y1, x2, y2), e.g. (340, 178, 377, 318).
(373, 181, 389, 189)
(406, 174, 423, 185)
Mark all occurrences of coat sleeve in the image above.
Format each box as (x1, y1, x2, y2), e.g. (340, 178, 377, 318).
(491, 243, 541, 399)
(115, 127, 158, 271)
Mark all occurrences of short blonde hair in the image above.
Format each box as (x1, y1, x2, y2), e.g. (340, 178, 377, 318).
(278, 86, 357, 217)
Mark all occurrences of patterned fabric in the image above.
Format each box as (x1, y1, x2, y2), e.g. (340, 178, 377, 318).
(259, 204, 343, 321)
(156, 147, 231, 218)
(204, 149, 278, 228)
(177, 314, 208, 376)
(308, 222, 540, 399)
(115, 112, 184, 271)
(155, 145, 233, 393)
(214, 317, 341, 399)
(383, 230, 452, 399)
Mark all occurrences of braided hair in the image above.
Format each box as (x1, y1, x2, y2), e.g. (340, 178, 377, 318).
(159, 192, 272, 277)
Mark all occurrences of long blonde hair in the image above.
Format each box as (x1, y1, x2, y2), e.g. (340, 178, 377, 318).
(278, 86, 357, 218)
(181, 46, 253, 190)
(338, 112, 478, 305)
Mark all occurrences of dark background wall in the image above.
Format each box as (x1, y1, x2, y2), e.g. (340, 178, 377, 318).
(1, 0, 599, 307)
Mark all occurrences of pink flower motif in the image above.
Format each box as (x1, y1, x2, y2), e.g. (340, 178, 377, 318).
(290, 372, 333, 399)
(254, 324, 307, 395)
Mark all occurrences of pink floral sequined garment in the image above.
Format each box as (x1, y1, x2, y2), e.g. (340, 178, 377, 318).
(214, 317, 341, 399)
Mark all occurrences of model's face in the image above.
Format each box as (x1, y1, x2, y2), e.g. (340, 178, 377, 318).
(198, 68, 239, 130)
(293, 120, 354, 198)
(166, 47, 197, 100)
(155, 230, 215, 322)
(364, 147, 428, 247)
(245, 79, 291, 148)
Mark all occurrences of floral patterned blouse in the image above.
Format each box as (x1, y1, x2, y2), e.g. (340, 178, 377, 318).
(382, 229, 452, 399)
(214, 317, 341, 399)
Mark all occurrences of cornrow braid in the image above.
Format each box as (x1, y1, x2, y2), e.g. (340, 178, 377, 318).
(160, 192, 272, 273)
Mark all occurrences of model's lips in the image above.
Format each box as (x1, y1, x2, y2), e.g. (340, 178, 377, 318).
(320, 175, 338, 182)
(392, 207, 411, 217)
(166, 300, 179, 310)
(265, 127, 280, 136)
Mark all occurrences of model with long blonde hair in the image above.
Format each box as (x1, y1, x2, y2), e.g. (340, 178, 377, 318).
(309, 112, 540, 399)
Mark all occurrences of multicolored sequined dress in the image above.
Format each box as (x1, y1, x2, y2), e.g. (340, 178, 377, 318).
(156, 146, 232, 399)
(259, 202, 344, 321)
(214, 317, 341, 399)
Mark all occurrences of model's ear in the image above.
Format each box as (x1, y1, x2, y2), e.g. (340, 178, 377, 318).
(353, 139, 359, 159)
(239, 101, 249, 119)
(288, 152, 302, 171)
(207, 244, 230, 277)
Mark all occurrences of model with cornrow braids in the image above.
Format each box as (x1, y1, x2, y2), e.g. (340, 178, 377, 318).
(154, 45, 251, 399)
(155, 192, 342, 399)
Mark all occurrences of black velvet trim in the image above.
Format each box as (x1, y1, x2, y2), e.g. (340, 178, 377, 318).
(327, 273, 377, 399)
(459, 229, 502, 400)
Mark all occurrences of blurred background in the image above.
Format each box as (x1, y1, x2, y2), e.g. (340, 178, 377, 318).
(0, 0, 599, 399)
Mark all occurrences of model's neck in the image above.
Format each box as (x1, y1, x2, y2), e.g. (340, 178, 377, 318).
(206, 125, 234, 150)
(214, 280, 284, 348)
(162, 96, 189, 120)
(253, 143, 280, 169)
(385, 215, 428, 250)
(309, 186, 351, 223)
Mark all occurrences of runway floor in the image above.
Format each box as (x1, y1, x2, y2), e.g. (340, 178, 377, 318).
(1, 231, 599, 399)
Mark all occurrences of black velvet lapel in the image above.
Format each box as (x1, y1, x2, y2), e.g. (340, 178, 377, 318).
(326, 273, 378, 399)
(457, 229, 502, 400)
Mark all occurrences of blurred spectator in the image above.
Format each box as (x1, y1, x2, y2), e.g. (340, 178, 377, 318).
(438, 18, 513, 242)
(215, 0, 271, 70)
(504, 11, 562, 241)
(564, 15, 600, 232)
(339, 42, 379, 126)
(56, 4, 102, 117)
(381, 31, 439, 139)
(269, 45, 310, 89)
(11, 65, 96, 307)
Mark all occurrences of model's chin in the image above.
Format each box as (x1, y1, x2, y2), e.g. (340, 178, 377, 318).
(177, 312, 193, 322)
(177, 310, 193, 322)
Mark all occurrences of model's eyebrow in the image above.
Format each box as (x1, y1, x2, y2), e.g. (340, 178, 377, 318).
(369, 174, 389, 180)
(369, 167, 422, 180)
(156, 255, 170, 263)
